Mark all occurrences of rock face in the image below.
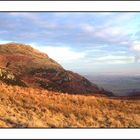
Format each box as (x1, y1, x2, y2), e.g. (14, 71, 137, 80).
(0, 42, 110, 95)
(0, 68, 26, 87)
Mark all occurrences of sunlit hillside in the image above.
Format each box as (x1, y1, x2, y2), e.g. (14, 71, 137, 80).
(0, 82, 140, 128)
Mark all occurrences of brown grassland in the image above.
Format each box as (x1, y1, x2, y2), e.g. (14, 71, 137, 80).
(0, 82, 140, 128)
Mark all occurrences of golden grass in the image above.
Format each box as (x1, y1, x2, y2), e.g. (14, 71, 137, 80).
(0, 82, 140, 128)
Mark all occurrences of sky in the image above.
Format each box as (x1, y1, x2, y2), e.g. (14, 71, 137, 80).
(0, 12, 140, 75)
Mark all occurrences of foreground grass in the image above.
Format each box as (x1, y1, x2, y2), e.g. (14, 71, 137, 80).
(0, 82, 140, 128)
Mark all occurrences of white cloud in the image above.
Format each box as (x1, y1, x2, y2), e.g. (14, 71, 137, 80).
(95, 26, 123, 39)
(9, 13, 57, 30)
(31, 44, 86, 63)
(30, 43, 135, 66)
(103, 13, 136, 27)
(80, 24, 94, 33)
(92, 55, 134, 64)
(80, 25, 128, 45)
(130, 41, 140, 62)
(120, 41, 129, 45)
(131, 41, 140, 51)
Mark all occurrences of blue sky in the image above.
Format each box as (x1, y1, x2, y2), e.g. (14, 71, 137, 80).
(0, 12, 140, 75)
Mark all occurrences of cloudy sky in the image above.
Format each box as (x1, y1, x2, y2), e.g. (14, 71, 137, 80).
(0, 12, 140, 75)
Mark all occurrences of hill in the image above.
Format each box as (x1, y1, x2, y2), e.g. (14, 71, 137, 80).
(0, 42, 109, 95)
(0, 82, 140, 128)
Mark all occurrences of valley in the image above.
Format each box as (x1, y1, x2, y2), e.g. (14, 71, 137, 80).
(85, 74, 140, 96)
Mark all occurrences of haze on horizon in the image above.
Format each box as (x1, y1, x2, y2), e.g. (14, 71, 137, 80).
(0, 12, 140, 76)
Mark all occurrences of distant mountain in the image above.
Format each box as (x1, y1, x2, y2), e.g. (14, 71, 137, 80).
(85, 74, 140, 96)
(0, 42, 110, 95)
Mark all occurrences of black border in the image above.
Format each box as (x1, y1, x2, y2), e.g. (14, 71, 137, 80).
(0, 11, 140, 129)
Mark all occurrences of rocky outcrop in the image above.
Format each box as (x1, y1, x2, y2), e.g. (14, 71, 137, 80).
(0, 68, 26, 87)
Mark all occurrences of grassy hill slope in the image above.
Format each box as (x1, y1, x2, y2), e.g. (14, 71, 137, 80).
(0, 82, 139, 128)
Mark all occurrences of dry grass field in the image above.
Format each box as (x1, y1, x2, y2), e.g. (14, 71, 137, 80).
(0, 82, 140, 128)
